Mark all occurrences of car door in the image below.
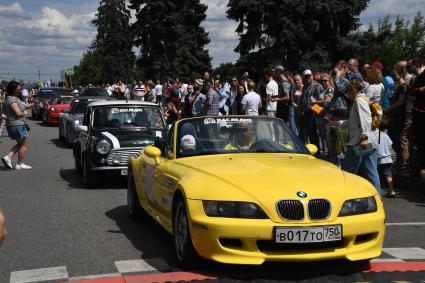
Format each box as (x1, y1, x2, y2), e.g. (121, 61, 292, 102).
(142, 126, 177, 230)
(76, 108, 91, 164)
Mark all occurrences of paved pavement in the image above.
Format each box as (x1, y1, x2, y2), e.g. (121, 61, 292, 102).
(0, 117, 425, 283)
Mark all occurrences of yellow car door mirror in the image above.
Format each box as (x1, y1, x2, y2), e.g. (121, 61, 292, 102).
(306, 144, 318, 156)
(144, 146, 162, 165)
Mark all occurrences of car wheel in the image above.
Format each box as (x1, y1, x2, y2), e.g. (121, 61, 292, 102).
(173, 197, 200, 269)
(127, 168, 144, 220)
(82, 158, 96, 188)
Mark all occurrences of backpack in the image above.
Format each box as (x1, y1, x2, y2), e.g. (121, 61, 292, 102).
(362, 96, 383, 130)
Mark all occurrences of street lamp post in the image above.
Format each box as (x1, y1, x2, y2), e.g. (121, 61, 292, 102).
(37, 65, 40, 81)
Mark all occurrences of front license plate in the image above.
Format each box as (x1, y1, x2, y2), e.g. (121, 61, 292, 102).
(121, 169, 128, 176)
(275, 225, 342, 243)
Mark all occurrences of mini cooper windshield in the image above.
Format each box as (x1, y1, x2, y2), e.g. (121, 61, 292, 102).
(92, 106, 164, 130)
(177, 116, 309, 157)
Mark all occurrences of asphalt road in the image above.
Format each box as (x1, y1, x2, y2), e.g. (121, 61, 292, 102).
(0, 117, 424, 282)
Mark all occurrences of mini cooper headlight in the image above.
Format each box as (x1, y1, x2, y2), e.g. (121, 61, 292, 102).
(96, 140, 111, 155)
(338, 197, 377, 217)
(202, 201, 268, 219)
(50, 107, 58, 113)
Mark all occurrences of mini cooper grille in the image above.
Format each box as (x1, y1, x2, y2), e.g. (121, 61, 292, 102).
(106, 148, 142, 166)
(308, 199, 331, 220)
(276, 200, 304, 221)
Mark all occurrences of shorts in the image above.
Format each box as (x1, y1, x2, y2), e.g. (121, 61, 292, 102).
(6, 124, 28, 140)
(378, 163, 393, 178)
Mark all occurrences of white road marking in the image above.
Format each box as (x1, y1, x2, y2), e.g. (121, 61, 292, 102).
(68, 273, 121, 281)
(383, 247, 425, 260)
(114, 258, 170, 274)
(370, 258, 405, 263)
(386, 222, 425, 226)
(10, 266, 68, 283)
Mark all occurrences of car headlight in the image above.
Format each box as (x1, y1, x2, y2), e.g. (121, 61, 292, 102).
(338, 197, 377, 217)
(96, 140, 111, 155)
(50, 107, 58, 112)
(73, 120, 80, 125)
(202, 201, 268, 219)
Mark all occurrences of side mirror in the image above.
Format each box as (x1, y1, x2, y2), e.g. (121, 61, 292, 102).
(144, 146, 161, 165)
(306, 144, 318, 156)
(78, 125, 88, 132)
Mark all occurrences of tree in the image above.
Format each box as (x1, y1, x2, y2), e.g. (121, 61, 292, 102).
(342, 12, 425, 74)
(73, 50, 103, 86)
(129, 0, 212, 80)
(213, 62, 238, 79)
(92, 0, 135, 83)
(227, 0, 369, 77)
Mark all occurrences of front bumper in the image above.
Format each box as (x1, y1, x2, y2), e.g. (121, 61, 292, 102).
(47, 114, 60, 125)
(186, 199, 385, 265)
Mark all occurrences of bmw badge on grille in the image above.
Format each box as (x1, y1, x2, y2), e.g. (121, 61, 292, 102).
(297, 191, 307, 198)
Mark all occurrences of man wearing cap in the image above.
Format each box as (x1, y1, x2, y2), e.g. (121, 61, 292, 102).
(265, 68, 279, 117)
(299, 69, 323, 148)
(371, 61, 391, 110)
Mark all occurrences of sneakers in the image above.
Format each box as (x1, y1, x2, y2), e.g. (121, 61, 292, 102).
(383, 190, 396, 198)
(15, 163, 32, 170)
(1, 156, 12, 169)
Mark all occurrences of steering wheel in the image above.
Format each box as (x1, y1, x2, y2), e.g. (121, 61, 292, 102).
(249, 140, 287, 152)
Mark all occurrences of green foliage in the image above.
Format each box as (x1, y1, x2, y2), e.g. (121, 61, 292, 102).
(343, 12, 425, 74)
(227, 0, 370, 77)
(73, 50, 103, 86)
(213, 62, 238, 79)
(129, 0, 212, 80)
(92, 0, 135, 83)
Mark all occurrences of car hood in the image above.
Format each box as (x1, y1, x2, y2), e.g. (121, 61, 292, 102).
(175, 153, 376, 223)
(98, 129, 161, 148)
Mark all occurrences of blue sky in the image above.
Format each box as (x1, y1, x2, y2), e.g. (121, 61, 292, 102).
(0, 0, 424, 82)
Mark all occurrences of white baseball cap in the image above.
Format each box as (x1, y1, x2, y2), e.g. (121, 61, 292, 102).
(181, 135, 196, 151)
(303, 69, 313, 76)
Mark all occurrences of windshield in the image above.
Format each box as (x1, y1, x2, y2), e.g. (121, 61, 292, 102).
(92, 106, 164, 130)
(82, 89, 109, 97)
(52, 96, 73, 105)
(38, 89, 69, 99)
(176, 117, 308, 158)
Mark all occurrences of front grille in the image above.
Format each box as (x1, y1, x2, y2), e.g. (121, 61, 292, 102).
(308, 199, 331, 220)
(257, 240, 344, 252)
(106, 148, 142, 166)
(276, 200, 304, 221)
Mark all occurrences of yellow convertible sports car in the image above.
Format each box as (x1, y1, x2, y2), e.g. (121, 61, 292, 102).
(127, 116, 385, 268)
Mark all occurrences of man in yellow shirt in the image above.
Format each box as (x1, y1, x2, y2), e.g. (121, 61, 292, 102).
(224, 123, 254, 150)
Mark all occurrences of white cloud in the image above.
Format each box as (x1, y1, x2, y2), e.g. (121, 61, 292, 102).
(360, 0, 425, 25)
(201, 0, 239, 66)
(0, 3, 95, 81)
(0, 2, 27, 18)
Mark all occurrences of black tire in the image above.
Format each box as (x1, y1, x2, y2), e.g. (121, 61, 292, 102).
(82, 158, 96, 188)
(59, 125, 65, 143)
(74, 148, 82, 173)
(127, 168, 144, 220)
(173, 197, 200, 269)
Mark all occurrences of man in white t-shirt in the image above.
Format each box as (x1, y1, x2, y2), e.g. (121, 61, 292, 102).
(154, 80, 163, 105)
(265, 68, 279, 117)
(241, 81, 262, 115)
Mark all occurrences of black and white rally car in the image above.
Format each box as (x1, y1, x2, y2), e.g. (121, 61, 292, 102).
(73, 100, 166, 187)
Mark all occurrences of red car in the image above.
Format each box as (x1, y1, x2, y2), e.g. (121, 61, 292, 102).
(42, 96, 74, 125)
